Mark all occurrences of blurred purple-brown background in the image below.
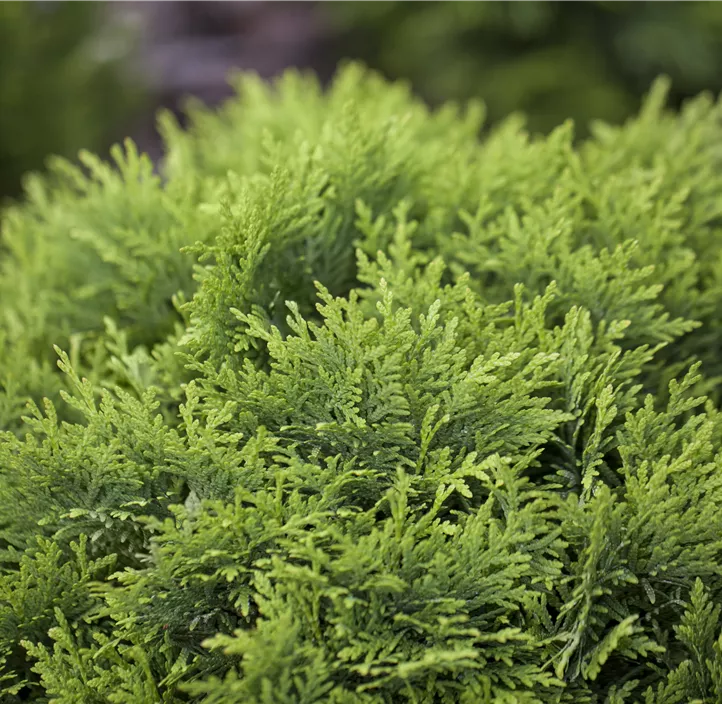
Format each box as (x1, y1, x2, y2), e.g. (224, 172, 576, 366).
(112, 1, 333, 160)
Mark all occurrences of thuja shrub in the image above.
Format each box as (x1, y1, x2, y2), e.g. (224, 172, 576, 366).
(2, 64, 722, 702)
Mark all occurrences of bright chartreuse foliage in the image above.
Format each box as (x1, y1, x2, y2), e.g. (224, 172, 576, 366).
(2, 64, 722, 702)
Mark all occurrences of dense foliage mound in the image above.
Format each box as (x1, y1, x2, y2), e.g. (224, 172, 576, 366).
(3, 64, 722, 702)
(326, 1, 722, 134)
(0, 2, 140, 199)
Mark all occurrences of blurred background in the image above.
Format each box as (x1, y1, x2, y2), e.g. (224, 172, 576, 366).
(3, 0, 722, 201)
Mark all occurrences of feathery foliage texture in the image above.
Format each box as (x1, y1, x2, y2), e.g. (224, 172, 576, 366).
(0, 2, 141, 199)
(325, 1, 722, 134)
(2, 64, 722, 702)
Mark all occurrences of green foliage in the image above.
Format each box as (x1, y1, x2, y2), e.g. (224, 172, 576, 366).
(324, 1, 722, 134)
(0, 2, 141, 199)
(2, 63, 722, 701)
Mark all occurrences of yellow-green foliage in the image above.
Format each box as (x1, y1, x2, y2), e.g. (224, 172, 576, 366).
(1, 65, 722, 702)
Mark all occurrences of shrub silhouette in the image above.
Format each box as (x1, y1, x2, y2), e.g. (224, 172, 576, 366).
(1, 65, 722, 702)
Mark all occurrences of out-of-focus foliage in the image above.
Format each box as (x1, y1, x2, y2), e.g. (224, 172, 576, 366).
(0, 2, 141, 199)
(325, 1, 722, 133)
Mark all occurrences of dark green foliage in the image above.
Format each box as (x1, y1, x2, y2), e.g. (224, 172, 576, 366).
(2, 64, 722, 701)
(324, 1, 722, 134)
(0, 2, 141, 199)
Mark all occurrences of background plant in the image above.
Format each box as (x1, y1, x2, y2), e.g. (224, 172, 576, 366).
(324, 1, 722, 134)
(0, 2, 141, 200)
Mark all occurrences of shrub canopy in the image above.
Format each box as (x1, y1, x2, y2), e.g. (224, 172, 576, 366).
(2, 64, 722, 702)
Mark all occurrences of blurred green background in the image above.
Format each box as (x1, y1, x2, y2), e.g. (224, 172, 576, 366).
(2, 0, 722, 201)
(0, 2, 142, 199)
(326, 1, 722, 134)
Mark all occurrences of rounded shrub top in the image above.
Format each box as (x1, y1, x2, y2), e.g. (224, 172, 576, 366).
(2, 64, 722, 702)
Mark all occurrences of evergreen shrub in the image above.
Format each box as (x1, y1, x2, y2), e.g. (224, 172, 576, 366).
(2, 64, 722, 702)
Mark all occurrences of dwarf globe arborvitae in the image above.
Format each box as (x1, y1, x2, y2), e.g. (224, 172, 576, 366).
(2, 64, 722, 703)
